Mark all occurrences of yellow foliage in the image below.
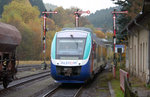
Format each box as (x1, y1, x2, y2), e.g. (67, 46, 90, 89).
(94, 30, 105, 38)
(2, 0, 40, 24)
(105, 32, 113, 40)
(46, 18, 56, 31)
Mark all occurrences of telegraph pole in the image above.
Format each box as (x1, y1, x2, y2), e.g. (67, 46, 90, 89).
(42, 10, 57, 70)
(111, 9, 128, 78)
(74, 10, 90, 27)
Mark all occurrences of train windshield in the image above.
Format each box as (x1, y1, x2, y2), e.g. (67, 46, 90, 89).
(56, 38, 86, 60)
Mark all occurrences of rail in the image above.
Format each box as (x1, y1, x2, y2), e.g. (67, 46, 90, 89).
(73, 86, 83, 97)
(43, 85, 61, 97)
(0, 71, 50, 91)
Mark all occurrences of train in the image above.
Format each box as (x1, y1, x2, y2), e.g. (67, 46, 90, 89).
(0, 22, 21, 88)
(50, 27, 107, 83)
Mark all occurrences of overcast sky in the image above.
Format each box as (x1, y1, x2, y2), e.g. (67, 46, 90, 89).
(43, 0, 116, 13)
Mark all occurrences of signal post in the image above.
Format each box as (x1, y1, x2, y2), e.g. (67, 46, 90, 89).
(74, 10, 90, 27)
(111, 9, 128, 78)
(42, 10, 57, 70)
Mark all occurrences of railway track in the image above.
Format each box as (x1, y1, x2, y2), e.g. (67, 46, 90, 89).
(0, 70, 50, 92)
(43, 84, 84, 97)
(0, 70, 50, 85)
(17, 65, 43, 72)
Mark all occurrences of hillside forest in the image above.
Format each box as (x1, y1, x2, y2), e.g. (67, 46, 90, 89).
(0, 0, 113, 60)
(0, 0, 143, 61)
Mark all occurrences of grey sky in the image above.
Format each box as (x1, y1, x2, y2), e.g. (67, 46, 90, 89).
(43, 0, 116, 13)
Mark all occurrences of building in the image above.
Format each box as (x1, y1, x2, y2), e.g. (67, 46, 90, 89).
(121, 0, 150, 83)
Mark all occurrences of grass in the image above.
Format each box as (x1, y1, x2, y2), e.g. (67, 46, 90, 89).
(18, 61, 50, 65)
(130, 77, 145, 87)
(111, 79, 124, 97)
(110, 68, 124, 97)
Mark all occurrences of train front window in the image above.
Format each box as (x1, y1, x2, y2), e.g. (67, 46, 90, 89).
(56, 38, 86, 60)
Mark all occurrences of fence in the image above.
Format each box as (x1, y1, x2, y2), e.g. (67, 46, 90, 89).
(119, 69, 138, 97)
(120, 69, 129, 92)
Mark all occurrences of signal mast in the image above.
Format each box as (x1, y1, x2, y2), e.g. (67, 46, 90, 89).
(74, 9, 90, 27)
(111, 9, 128, 78)
(42, 10, 57, 69)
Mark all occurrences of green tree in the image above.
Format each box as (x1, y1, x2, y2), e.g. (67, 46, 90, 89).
(112, 0, 143, 30)
(87, 7, 118, 30)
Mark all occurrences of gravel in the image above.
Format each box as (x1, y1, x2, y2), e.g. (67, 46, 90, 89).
(80, 69, 111, 97)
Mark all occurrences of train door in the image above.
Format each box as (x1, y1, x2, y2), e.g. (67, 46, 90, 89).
(93, 41, 97, 72)
(90, 41, 95, 73)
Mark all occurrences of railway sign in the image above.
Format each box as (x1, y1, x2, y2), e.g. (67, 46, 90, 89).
(115, 45, 125, 53)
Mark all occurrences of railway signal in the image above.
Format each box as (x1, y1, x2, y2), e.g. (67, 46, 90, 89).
(74, 9, 90, 27)
(111, 9, 128, 78)
(42, 10, 57, 70)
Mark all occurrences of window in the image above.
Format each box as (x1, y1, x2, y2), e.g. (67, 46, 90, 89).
(56, 38, 86, 60)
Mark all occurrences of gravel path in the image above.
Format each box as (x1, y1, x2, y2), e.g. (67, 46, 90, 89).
(80, 69, 111, 97)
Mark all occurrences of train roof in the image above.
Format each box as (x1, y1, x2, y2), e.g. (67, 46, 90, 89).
(0, 22, 21, 52)
(92, 34, 106, 47)
(57, 27, 91, 38)
(62, 27, 92, 32)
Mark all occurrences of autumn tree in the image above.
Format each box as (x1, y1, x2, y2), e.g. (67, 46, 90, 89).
(105, 32, 113, 41)
(0, 0, 11, 16)
(79, 16, 90, 27)
(94, 30, 106, 38)
(52, 7, 66, 27)
(29, 0, 45, 16)
(112, 0, 143, 30)
(1, 0, 42, 60)
(1, 0, 93, 60)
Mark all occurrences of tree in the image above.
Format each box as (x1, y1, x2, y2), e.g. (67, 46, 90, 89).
(2, 0, 40, 24)
(52, 7, 66, 27)
(29, 0, 46, 16)
(1, 0, 42, 60)
(106, 32, 113, 41)
(79, 16, 90, 27)
(112, 0, 143, 30)
(94, 30, 106, 38)
(87, 7, 118, 30)
(0, 0, 12, 16)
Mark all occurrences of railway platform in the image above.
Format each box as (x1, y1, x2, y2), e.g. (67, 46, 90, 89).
(130, 76, 150, 97)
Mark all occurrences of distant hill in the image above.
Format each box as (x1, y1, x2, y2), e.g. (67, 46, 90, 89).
(87, 7, 119, 31)
(44, 3, 57, 11)
(29, 0, 45, 16)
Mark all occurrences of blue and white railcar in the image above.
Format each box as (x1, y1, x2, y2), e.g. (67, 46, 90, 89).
(51, 28, 105, 83)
